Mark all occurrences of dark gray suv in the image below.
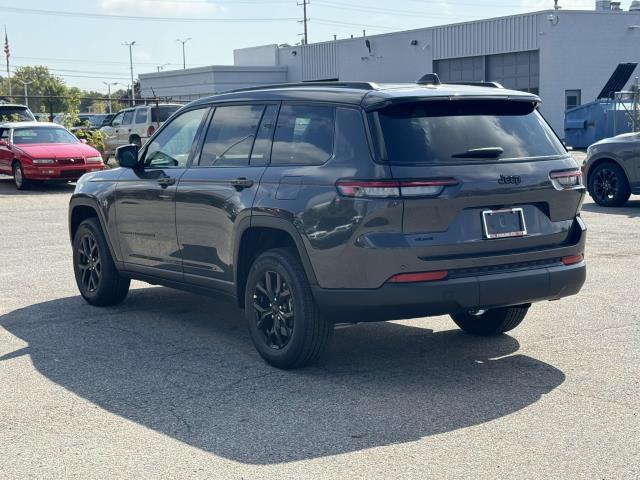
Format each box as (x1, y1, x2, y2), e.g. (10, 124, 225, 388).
(68, 79, 587, 368)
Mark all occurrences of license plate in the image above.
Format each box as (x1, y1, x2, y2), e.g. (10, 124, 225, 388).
(482, 208, 527, 239)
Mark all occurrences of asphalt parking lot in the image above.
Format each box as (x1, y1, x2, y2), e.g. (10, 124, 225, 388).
(0, 156, 638, 479)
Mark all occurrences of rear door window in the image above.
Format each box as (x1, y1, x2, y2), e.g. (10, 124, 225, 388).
(122, 110, 134, 126)
(271, 104, 335, 165)
(135, 108, 148, 124)
(152, 105, 181, 123)
(198, 105, 264, 167)
(370, 100, 565, 163)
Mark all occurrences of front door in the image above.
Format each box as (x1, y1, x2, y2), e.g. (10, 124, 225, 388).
(0, 128, 12, 174)
(115, 107, 209, 280)
(176, 103, 278, 289)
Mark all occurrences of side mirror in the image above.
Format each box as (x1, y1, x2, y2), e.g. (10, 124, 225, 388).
(0, 140, 8, 147)
(115, 144, 140, 168)
(79, 138, 88, 144)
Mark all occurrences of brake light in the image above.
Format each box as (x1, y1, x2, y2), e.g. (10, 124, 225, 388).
(550, 170, 582, 189)
(388, 271, 449, 283)
(147, 125, 156, 137)
(562, 254, 584, 266)
(336, 179, 458, 198)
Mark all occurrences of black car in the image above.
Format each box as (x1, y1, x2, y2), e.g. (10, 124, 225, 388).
(68, 79, 587, 368)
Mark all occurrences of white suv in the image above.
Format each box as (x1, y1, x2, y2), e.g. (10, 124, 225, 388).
(101, 104, 182, 156)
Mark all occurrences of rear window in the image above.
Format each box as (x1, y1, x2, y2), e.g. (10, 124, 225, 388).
(370, 100, 565, 163)
(0, 106, 35, 122)
(151, 105, 181, 123)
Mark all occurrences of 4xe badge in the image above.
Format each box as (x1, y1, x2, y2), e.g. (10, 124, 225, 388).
(498, 174, 522, 185)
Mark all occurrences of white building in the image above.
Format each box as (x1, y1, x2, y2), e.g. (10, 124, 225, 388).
(140, 2, 640, 135)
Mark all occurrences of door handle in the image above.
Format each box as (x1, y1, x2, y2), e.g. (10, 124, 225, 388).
(157, 176, 176, 187)
(230, 177, 254, 190)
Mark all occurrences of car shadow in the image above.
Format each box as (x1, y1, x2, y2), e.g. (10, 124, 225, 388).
(581, 199, 640, 218)
(0, 287, 565, 465)
(0, 176, 76, 196)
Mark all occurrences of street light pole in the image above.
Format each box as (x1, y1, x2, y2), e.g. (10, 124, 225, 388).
(122, 40, 136, 106)
(176, 38, 191, 70)
(103, 81, 120, 114)
(18, 79, 33, 109)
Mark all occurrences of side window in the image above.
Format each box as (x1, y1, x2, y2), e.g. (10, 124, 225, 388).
(135, 108, 148, 124)
(198, 105, 264, 167)
(250, 104, 279, 165)
(0, 129, 9, 141)
(271, 105, 335, 165)
(111, 112, 124, 127)
(143, 108, 208, 169)
(122, 110, 134, 125)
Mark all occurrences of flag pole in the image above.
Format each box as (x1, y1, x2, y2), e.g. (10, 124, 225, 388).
(4, 25, 10, 98)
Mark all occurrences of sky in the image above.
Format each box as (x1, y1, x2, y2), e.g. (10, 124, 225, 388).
(0, 0, 612, 92)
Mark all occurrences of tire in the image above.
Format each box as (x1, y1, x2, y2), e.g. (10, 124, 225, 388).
(12, 161, 31, 190)
(450, 305, 529, 336)
(72, 217, 130, 306)
(588, 162, 631, 207)
(244, 248, 332, 369)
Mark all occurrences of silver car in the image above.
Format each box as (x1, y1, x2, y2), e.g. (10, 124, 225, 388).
(100, 104, 182, 156)
(582, 132, 640, 207)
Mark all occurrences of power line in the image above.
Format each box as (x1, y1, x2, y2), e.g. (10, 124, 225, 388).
(0, 5, 298, 23)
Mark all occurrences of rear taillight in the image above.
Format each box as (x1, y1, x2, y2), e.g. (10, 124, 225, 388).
(562, 254, 584, 266)
(336, 179, 458, 199)
(147, 125, 156, 137)
(550, 170, 582, 189)
(388, 270, 449, 283)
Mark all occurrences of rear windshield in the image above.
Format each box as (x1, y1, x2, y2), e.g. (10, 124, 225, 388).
(151, 105, 181, 123)
(0, 106, 35, 122)
(370, 100, 565, 163)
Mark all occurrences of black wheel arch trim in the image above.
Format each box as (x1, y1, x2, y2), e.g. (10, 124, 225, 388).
(233, 215, 319, 304)
(69, 195, 122, 268)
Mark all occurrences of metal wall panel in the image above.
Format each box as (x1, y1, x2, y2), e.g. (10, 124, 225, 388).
(301, 42, 338, 81)
(433, 14, 539, 59)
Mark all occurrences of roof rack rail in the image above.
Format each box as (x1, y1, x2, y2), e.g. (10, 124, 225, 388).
(445, 81, 504, 89)
(229, 81, 379, 93)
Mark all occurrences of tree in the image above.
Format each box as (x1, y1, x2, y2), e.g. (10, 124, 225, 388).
(0, 66, 69, 113)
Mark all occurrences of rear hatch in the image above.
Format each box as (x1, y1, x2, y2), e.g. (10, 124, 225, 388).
(368, 98, 584, 259)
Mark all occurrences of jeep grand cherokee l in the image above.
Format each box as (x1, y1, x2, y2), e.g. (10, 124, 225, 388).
(68, 79, 587, 369)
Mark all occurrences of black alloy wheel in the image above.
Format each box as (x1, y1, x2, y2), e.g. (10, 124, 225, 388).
(589, 162, 630, 207)
(252, 270, 295, 350)
(77, 232, 102, 293)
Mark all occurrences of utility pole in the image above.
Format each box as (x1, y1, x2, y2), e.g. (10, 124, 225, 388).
(18, 79, 33, 109)
(176, 38, 191, 70)
(298, 0, 309, 45)
(123, 40, 136, 106)
(4, 25, 11, 97)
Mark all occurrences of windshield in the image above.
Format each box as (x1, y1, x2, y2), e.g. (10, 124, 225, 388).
(0, 107, 35, 122)
(13, 127, 79, 145)
(370, 100, 565, 163)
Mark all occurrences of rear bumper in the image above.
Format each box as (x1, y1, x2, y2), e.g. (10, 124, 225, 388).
(312, 262, 586, 322)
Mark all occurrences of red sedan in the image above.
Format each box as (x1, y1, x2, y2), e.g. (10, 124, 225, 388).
(0, 122, 105, 190)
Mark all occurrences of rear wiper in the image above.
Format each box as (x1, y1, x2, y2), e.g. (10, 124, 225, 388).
(451, 147, 504, 159)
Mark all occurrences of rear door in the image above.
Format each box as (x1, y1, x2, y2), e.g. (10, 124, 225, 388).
(368, 98, 583, 257)
(118, 109, 135, 146)
(176, 103, 278, 289)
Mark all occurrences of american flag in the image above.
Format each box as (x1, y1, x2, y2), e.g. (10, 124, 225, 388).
(3, 27, 9, 59)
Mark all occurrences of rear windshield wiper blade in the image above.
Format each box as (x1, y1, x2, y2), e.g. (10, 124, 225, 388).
(451, 147, 504, 159)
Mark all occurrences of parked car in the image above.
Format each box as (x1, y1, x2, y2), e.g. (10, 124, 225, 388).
(0, 103, 36, 122)
(0, 122, 105, 189)
(68, 80, 586, 369)
(100, 104, 182, 156)
(53, 113, 109, 131)
(582, 132, 640, 206)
